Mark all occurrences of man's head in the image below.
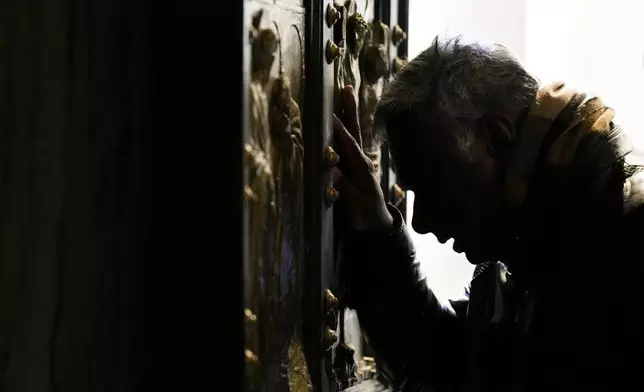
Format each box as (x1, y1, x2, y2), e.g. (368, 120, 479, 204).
(374, 36, 539, 264)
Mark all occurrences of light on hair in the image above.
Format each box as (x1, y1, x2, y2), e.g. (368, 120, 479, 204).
(374, 35, 538, 157)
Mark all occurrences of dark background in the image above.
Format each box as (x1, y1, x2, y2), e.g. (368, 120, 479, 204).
(0, 0, 243, 390)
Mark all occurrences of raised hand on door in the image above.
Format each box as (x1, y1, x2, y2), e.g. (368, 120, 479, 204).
(333, 85, 393, 233)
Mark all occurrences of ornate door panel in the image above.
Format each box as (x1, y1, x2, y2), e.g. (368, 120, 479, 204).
(302, 0, 337, 391)
(326, 1, 408, 390)
(242, 1, 408, 391)
(328, 0, 384, 388)
(376, 0, 408, 218)
(244, 1, 310, 391)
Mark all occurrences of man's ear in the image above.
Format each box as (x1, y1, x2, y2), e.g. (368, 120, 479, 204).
(476, 114, 516, 159)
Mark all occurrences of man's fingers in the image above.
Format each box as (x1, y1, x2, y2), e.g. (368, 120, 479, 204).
(333, 114, 370, 179)
(341, 85, 362, 148)
(333, 114, 361, 153)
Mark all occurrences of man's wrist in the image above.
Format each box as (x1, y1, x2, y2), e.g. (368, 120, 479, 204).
(363, 205, 400, 235)
(384, 204, 403, 234)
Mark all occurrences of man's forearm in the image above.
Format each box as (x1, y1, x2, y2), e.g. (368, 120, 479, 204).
(342, 204, 466, 388)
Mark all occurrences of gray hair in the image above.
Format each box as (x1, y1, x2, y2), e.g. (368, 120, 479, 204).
(374, 35, 539, 156)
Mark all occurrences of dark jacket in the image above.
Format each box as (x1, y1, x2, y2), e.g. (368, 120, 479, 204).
(342, 128, 644, 391)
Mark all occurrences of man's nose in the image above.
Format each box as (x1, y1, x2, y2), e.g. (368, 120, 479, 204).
(412, 198, 433, 234)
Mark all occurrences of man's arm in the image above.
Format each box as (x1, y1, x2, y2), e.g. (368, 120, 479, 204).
(342, 204, 467, 389)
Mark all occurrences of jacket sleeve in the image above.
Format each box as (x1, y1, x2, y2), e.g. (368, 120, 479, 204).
(341, 204, 467, 389)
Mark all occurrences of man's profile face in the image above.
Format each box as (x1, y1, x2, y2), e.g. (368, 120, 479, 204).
(389, 119, 507, 264)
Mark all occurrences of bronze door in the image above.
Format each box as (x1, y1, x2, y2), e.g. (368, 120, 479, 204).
(244, 1, 310, 391)
(377, 0, 409, 218)
(242, 1, 408, 391)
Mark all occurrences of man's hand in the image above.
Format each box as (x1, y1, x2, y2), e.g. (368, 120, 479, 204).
(334, 85, 394, 232)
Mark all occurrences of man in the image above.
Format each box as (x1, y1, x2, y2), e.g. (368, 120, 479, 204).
(333, 36, 644, 391)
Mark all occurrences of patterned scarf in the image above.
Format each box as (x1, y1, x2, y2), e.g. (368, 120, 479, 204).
(482, 81, 641, 282)
(504, 81, 618, 212)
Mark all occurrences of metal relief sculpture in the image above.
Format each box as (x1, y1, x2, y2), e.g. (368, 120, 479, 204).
(328, 3, 346, 116)
(328, 3, 371, 390)
(245, 8, 311, 392)
(391, 24, 408, 77)
(342, 2, 368, 97)
(269, 25, 311, 392)
(246, 10, 278, 391)
(387, 22, 407, 207)
(329, 1, 368, 112)
(243, 2, 408, 391)
(358, 20, 390, 179)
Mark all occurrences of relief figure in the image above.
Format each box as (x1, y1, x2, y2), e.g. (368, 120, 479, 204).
(246, 8, 279, 391)
(358, 20, 390, 179)
(333, 1, 368, 113)
(267, 20, 311, 392)
(342, 1, 368, 95)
